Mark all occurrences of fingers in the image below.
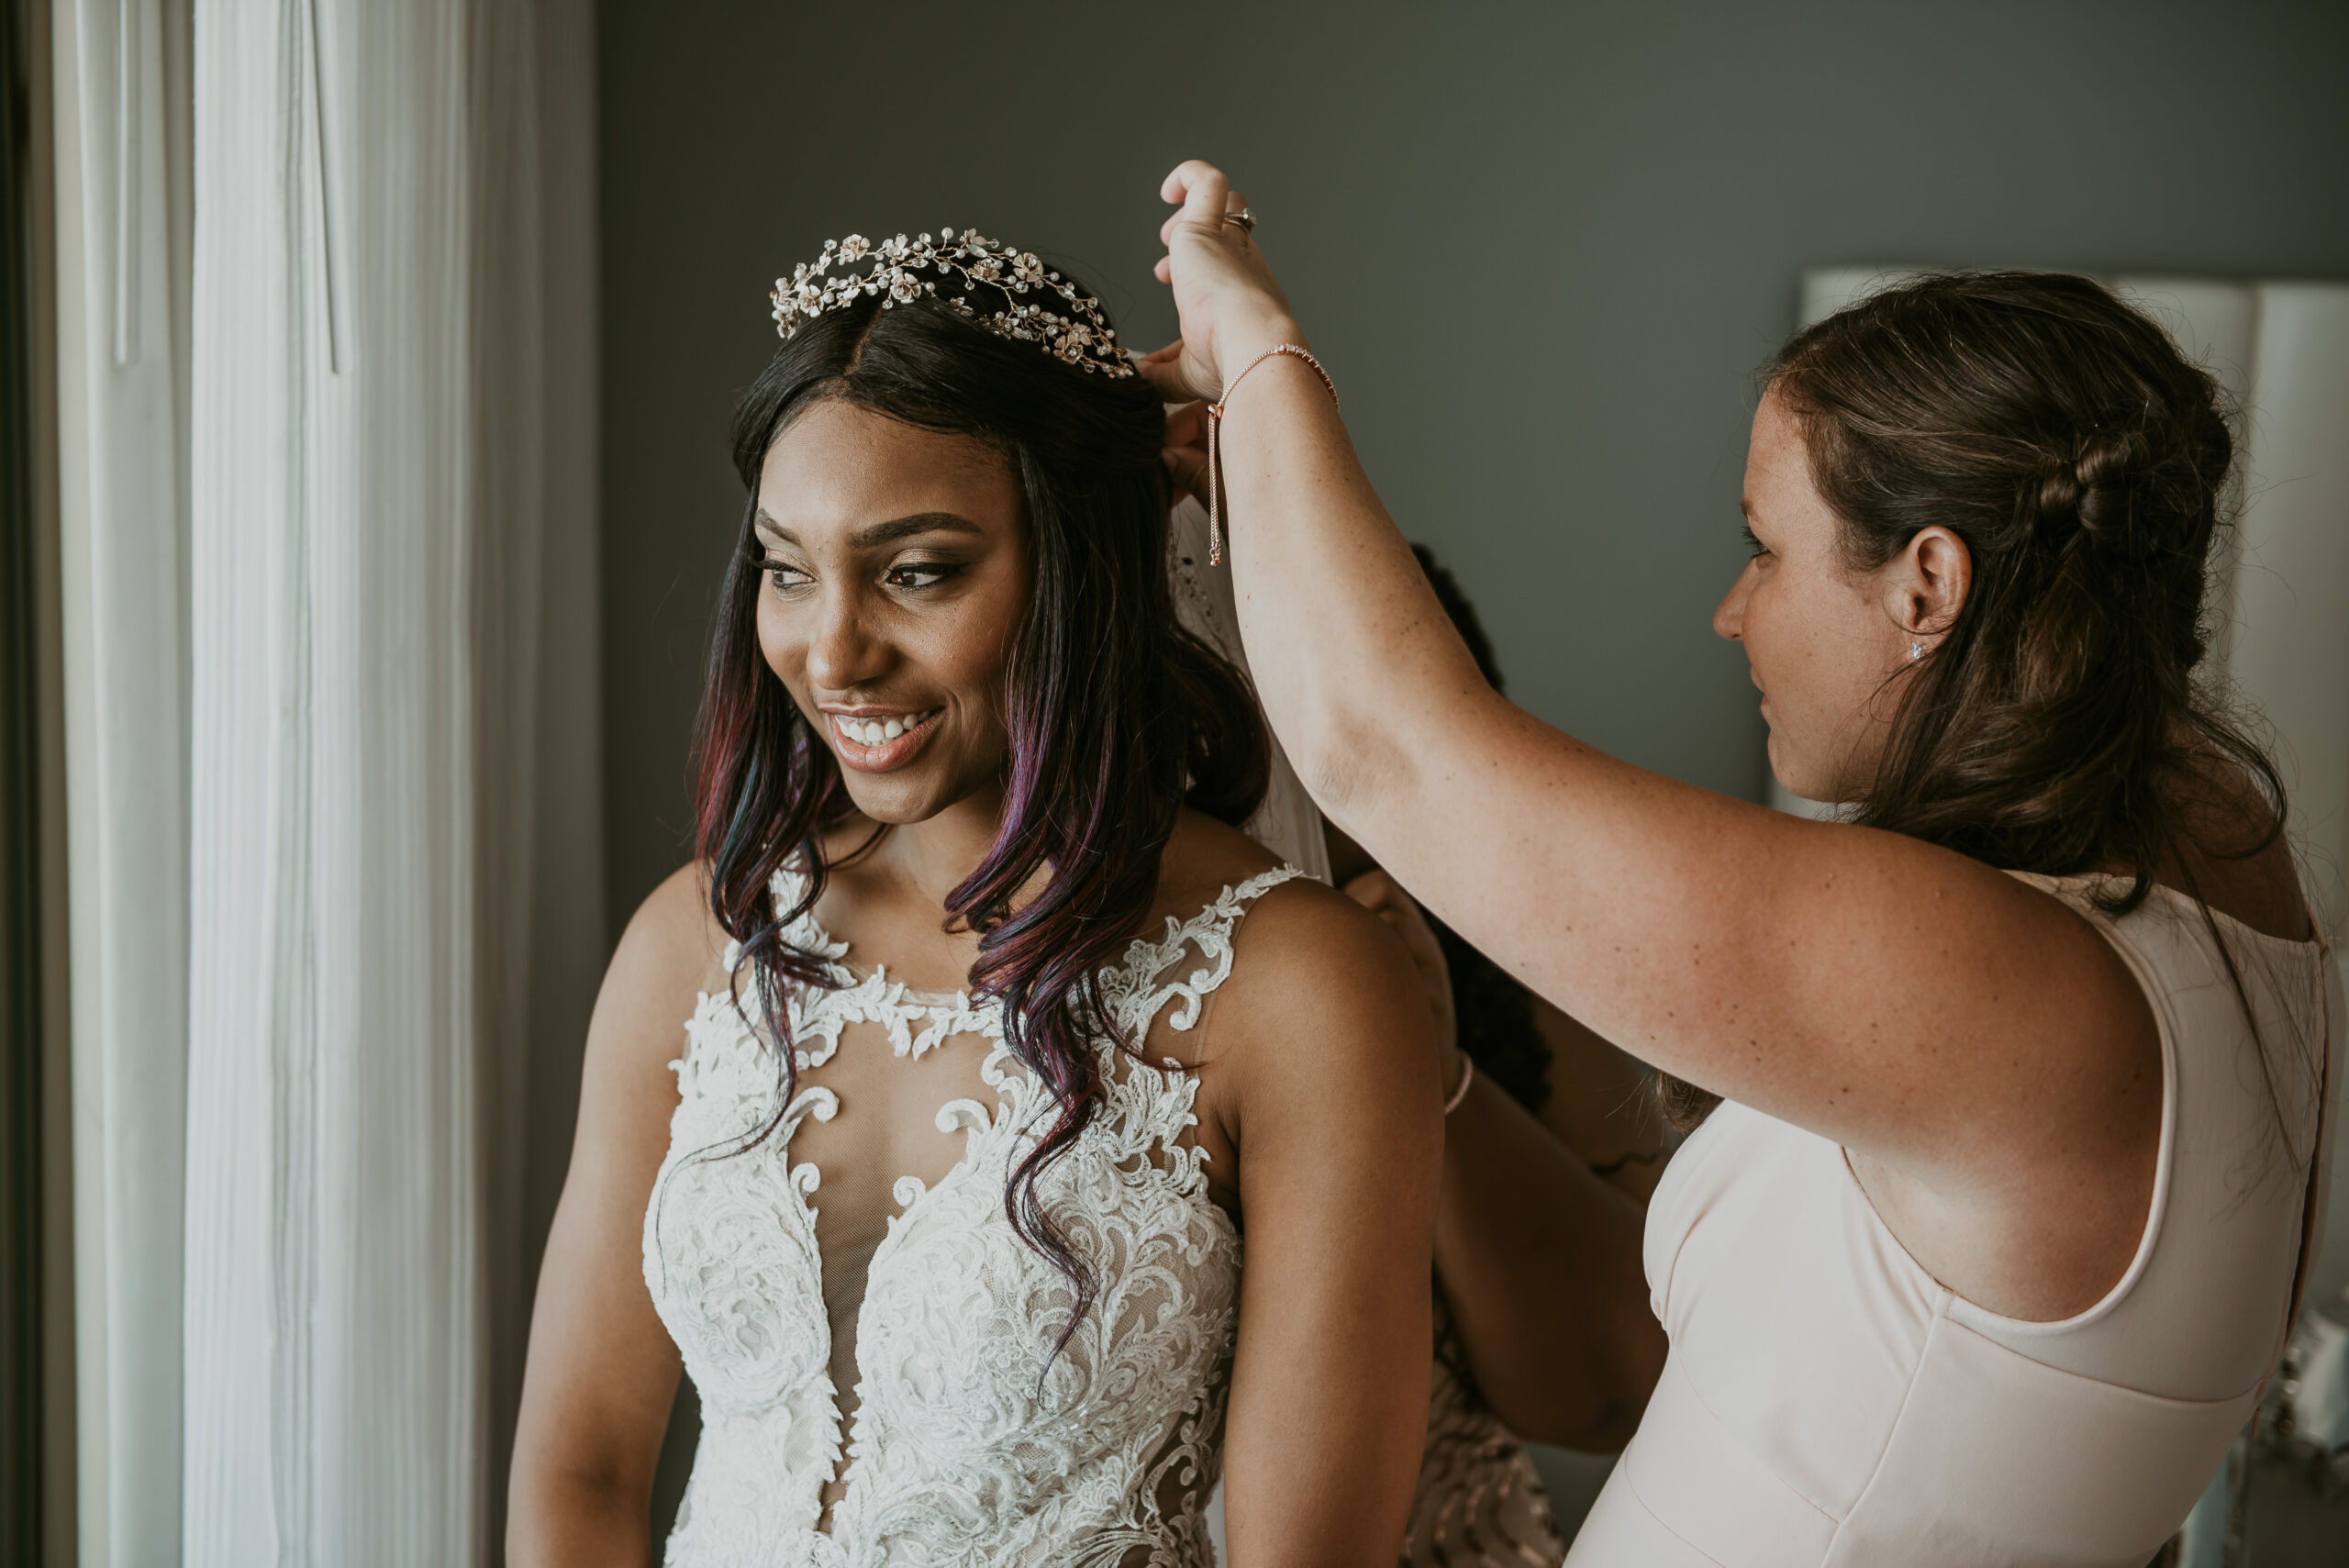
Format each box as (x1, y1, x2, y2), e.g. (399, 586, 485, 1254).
(1152, 158, 1303, 396)
(1341, 872, 1457, 1060)
(1345, 873, 1446, 973)
(1156, 195, 1246, 250)
(1170, 161, 1232, 239)
(1161, 158, 1230, 209)
(1162, 445, 1209, 505)
(1136, 352, 1214, 406)
(1341, 870, 1402, 913)
(1158, 398, 1211, 501)
(1136, 341, 1226, 405)
(1163, 398, 1208, 447)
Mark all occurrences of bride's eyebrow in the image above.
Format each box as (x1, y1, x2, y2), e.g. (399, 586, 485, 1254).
(752, 509, 985, 549)
(849, 513, 985, 549)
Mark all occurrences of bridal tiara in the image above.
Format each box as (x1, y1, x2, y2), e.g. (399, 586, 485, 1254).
(770, 228, 1136, 379)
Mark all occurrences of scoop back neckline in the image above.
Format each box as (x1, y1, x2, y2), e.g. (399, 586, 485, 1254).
(2014, 869, 2325, 953)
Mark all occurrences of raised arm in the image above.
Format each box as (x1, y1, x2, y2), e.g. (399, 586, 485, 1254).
(508, 866, 723, 1567)
(1210, 882, 1444, 1567)
(1138, 161, 2153, 1225)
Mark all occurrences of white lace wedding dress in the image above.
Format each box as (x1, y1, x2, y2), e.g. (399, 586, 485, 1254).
(642, 862, 1302, 1567)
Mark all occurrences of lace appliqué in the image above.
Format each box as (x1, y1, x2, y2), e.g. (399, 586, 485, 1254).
(644, 865, 1302, 1567)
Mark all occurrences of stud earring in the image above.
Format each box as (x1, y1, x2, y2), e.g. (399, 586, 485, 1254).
(1908, 641, 1924, 661)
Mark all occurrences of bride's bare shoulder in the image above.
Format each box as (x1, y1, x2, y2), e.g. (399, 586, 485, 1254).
(596, 862, 738, 1056)
(1152, 810, 1284, 909)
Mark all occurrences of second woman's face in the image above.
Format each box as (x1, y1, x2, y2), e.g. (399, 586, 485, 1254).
(752, 398, 1031, 826)
(1712, 390, 1913, 804)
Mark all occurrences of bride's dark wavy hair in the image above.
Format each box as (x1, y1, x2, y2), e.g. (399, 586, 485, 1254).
(1664, 271, 2288, 1129)
(691, 264, 1269, 1340)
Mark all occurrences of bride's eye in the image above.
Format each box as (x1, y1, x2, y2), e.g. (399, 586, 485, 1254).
(765, 561, 812, 592)
(1741, 525, 1771, 561)
(885, 560, 963, 590)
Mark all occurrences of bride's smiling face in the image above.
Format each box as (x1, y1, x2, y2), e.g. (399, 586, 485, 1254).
(752, 397, 1031, 825)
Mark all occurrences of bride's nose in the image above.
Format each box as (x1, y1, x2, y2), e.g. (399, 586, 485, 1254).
(805, 586, 892, 691)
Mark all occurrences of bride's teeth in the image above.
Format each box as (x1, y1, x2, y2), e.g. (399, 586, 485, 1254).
(831, 710, 938, 749)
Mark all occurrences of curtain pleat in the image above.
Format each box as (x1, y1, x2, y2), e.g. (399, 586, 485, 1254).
(175, 2, 590, 1562)
(50, 2, 194, 1562)
(2230, 285, 2349, 940)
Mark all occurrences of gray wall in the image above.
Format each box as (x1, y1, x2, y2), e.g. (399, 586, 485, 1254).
(597, 3, 2349, 1549)
(596, 0, 2349, 918)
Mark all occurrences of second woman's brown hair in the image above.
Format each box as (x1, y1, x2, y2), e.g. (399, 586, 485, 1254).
(1665, 271, 2287, 1130)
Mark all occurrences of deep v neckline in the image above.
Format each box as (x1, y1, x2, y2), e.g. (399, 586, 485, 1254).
(779, 875, 1279, 1541)
(805, 1087, 1013, 1541)
(766, 926, 1032, 1543)
(647, 860, 1299, 1562)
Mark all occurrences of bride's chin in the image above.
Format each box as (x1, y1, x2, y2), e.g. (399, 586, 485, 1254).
(834, 778, 946, 828)
(832, 759, 994, 829)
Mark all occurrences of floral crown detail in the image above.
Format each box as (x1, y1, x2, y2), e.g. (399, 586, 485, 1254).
(770, 228, 1135, 379)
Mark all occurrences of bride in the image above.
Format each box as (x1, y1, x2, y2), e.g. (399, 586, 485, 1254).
(505, 229, 1444, 1566)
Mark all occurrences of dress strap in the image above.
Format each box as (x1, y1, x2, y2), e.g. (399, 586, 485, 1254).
(760, 859, 850, 966)
(1103, 865, 1305, 1040)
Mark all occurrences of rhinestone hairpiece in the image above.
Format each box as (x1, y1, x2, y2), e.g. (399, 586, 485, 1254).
(770, 228, 1134, 379)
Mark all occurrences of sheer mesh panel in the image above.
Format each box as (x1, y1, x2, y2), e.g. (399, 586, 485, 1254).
(642, 863, 1296, 1562)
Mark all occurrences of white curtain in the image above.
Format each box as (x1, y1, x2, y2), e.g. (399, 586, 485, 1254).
(50, 0, 193, 1561)
(53, 1, 600, 1562)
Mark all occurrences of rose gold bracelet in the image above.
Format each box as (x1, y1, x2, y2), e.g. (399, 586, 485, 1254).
(1205, 342, 1338, 565)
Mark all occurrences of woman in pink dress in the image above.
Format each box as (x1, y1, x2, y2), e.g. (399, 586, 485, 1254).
(1144, 161, 2339, 1565)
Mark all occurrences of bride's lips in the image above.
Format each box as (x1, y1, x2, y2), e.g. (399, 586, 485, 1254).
(821, 705, 945, 773)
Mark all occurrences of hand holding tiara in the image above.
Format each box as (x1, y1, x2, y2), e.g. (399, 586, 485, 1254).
(1144, 161, 1340, 562)
(1137, 160, 1308, 406)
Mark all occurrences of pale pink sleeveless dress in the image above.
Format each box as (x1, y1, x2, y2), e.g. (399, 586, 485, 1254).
(1569, 873, 2343, 1567)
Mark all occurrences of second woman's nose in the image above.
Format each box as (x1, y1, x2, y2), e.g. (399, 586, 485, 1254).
(1712, 562, 1755, 642)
